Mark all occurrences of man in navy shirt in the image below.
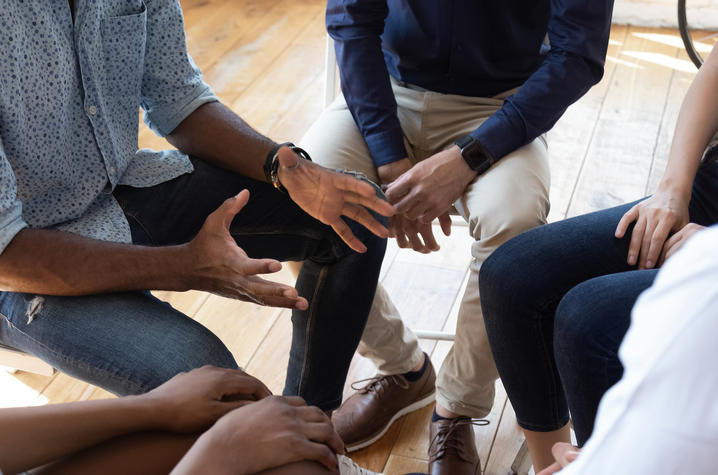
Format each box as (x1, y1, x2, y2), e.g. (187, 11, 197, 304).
(300, 1, 614, 473)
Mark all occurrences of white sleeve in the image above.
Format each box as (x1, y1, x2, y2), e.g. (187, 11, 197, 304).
(561, 224, 718, 475)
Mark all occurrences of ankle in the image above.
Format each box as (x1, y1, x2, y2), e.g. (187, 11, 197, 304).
(403, 353, 429, 382)
(434, 404, 459, 419)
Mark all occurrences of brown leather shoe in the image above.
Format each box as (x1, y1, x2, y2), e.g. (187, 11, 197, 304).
(332, 356, 436, 451)
(428, 417, 481, 475)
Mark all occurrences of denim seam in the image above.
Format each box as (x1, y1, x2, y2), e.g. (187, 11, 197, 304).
(534, 316, 566, 428)
(125, 211, 156, 245)
(1, 313, 144, 393)
(297, 264, 328, 397)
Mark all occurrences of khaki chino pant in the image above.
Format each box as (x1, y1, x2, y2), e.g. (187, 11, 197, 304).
(300, 79, 551, 418)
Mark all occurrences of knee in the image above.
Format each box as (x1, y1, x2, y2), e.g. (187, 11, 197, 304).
(479, 229, 548, 317)
(553, 281, 609, 369)
(132, 333, 238, 394)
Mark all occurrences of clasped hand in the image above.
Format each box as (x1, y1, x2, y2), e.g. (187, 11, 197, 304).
(380, 148, 476, 253)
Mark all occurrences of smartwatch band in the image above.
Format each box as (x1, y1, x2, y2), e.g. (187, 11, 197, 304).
(263, 142, 312, 193)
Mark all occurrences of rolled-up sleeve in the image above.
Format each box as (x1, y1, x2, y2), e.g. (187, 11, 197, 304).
(0, 140, 28, 254)
(140, 0, 218, 137)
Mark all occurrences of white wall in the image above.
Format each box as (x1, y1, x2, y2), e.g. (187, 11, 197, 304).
(613, 0, 718, 28)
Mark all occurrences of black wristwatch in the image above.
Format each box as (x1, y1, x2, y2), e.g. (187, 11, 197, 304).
(263, 142, 312, 192)
(454, 135, 494, 175)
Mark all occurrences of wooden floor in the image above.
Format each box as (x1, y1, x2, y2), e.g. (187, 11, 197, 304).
(1, 0, 713, 473)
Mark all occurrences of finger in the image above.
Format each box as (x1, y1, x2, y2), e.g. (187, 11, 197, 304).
(438, 212, 452, 236)
(239, 257, 283, 275)
(644, 219, 673, 269)
(221, 371, 273, 400)
(392, 216, 409, 248)
(296, 405, 331, 423)
(384, 176, 412, 204)
(615, 205, 638, 238)
(418, 224, 440, 252)
(216, 190, 250, 229)
(330, 218, 367, 253)
(403, 220, 429, 253)
(342, 203, 390, 238)
(242, 276, 299, 300)
(638, 217, 658, 269)
(552, 442, 580, 467)
(662, 235, 685, 264)
(536, 462, 563, 475)
(626, 215, 646, 266)
(282, 396, 308, 407)
(304, 422, 345, 455)
(340, 188, 395, 218)
(300, 441, 339, 472)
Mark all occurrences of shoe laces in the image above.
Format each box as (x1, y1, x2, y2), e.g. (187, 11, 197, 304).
(351, 374, 410, 395)
(429, 417, 489, 461)
(337, 454, 384, 475)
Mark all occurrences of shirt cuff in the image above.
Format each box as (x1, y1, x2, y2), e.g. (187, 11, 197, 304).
(364, 128, 408, 167)
(471, 102, 527, 162)
(0, 202, 28, 255)
(143, 82, 219, 137)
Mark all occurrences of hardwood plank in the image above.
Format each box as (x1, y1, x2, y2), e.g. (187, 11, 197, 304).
(546, 25, 629, 222)
(39, 373, 96, 404)
(347, 420, 405, 473)
(243, 309, 292, 394)
(566, 26, 680, 217)
(483, 398, 526, 475)
(192, 295, 283, 368)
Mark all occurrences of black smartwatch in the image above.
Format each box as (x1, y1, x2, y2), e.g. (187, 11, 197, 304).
(454, 135, 494, 175)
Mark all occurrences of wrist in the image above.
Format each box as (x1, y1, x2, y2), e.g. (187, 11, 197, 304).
(656, 177, 693, 204)
(449, 145, 479, 184)
(377, 158, 412, 184)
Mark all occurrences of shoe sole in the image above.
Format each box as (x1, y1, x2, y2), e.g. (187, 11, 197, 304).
(344, 391, 436, 453)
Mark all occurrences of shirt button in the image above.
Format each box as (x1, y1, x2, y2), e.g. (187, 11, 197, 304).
(88, 105, 98, 115)
(109, 166, 116, 176)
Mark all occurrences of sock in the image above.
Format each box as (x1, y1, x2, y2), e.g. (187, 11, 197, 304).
(432, 408, 452, 422)
(403, 352, 429, 382)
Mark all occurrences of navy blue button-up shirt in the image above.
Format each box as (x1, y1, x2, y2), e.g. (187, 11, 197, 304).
(327, 0, 614, 167)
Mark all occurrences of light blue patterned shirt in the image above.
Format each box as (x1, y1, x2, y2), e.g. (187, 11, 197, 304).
(0, 0, 217, 253)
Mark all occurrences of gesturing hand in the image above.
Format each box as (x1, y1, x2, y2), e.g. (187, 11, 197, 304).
(277, 147, 395, 253)
(385, 146, 475, 224)
(141, 365, 272, 434)
(615, 191, 690, 269)
(173, 396, 344, 475)
(184, 190, 308, 309)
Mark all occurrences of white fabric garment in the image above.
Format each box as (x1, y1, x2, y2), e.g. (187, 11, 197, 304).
(561, 224, 718, 474)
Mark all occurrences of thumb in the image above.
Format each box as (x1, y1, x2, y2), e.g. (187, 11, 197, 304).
(277, 146, 299, 170)
(217, 190, 250, 229)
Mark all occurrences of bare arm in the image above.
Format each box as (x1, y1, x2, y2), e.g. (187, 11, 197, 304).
(0, 367, 271, 475)
(166, 102, 274, 182)
(614, 44, 718, 269)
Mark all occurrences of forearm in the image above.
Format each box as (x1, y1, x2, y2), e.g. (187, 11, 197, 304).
(166, 102, 275, 182)
(0, 396, 160, 474)
(0, 228, 188, 295)
(659, 46, 718, 201)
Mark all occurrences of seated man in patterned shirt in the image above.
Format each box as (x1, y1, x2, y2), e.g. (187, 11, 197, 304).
(0, 0, 393, 417)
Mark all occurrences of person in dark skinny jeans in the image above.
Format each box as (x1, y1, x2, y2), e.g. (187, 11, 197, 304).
(480, 43, 718, 471)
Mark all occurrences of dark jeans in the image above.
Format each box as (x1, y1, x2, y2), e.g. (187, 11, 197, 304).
(480, 156, 718, 445)
(0, 158, 386, 411)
